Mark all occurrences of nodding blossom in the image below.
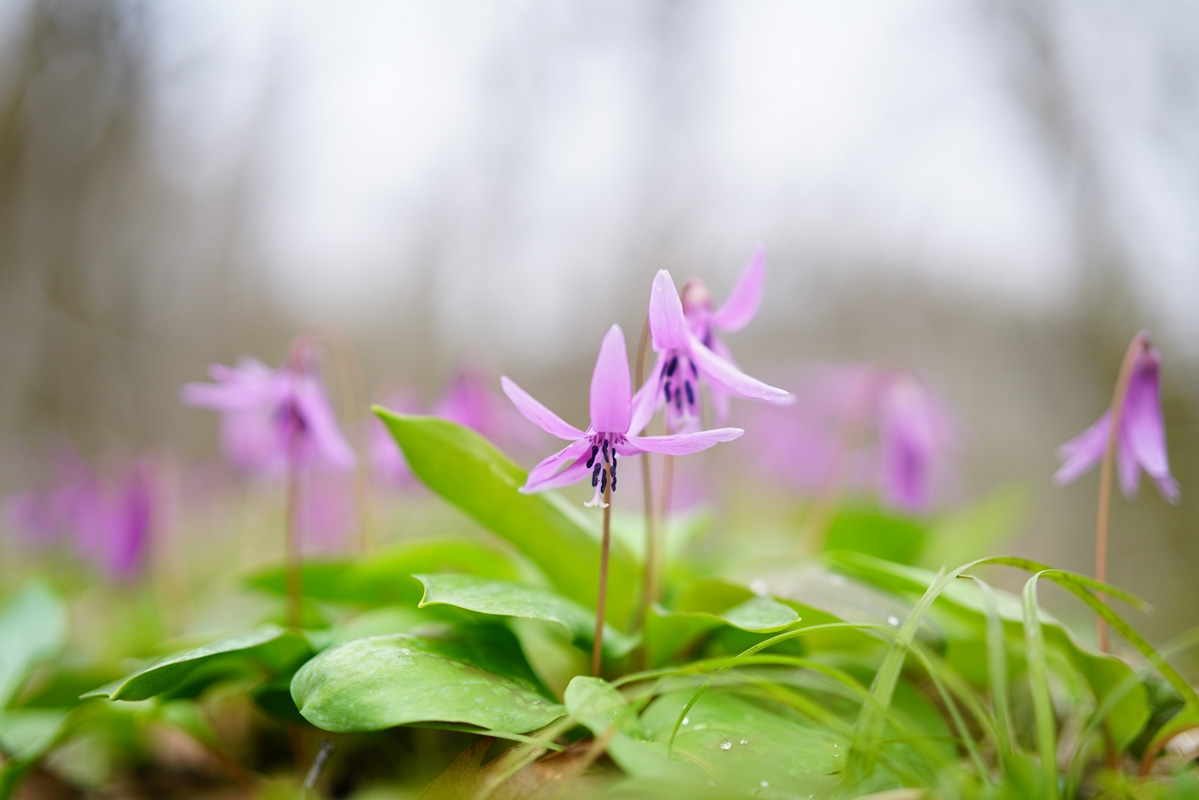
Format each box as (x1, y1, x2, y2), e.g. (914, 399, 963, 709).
(181, 339, 354, 476)
(502, 325, 744, 507)
(750, 363, 958, 513)
(1054, 335, 1180, 503)
(634, 256, 791, 434)
(4, 448, 161, 581)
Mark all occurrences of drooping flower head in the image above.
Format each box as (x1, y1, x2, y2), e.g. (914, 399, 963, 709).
(4, 447, 163, 581)
(181, 337, 355, 477)
(503, 325, 744, 507)
(1054, 334, 1179, 503)
(634, 252, 791, 433)
(748, 363, 958, 513)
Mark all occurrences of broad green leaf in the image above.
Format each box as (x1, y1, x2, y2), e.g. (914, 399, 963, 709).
(291, 630, 564, 733)
(643, 689, 844, 795)
(564, 677, 699, 781)
(823, 506, 927, 565)
(0, 582, 66, 708)
(644, 578, 798, 666)
(416, 574, 637, 658)
(244, 538, 526, 607)
(374, 412, 639, 627)
(84, 625, 314, 702)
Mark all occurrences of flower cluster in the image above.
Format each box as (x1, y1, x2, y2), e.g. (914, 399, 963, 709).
(504, 251, 791, 505)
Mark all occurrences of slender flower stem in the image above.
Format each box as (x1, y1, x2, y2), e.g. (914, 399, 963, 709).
(285, 457, 303, 629)
(592, 483, 613, 677)
(634, 318, 658, 637)
(1094, 331, 1150, 654)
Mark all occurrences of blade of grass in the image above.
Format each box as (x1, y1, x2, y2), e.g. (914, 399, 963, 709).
(1022, 571, 1058, 800)
(970, 576, 1015, 765)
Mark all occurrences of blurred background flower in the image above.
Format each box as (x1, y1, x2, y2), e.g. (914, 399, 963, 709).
(0, 0, 1195, 642)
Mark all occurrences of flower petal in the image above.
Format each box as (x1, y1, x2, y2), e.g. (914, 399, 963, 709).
(1053, 412, 1110, 486)
(688, 335, 792, 404)
(627, 427, 743, 456)
(293, 378, 356, 471)
(589, 325, 632, 433)
(878, 378, 937, 512)
(526, 438, 589, 486)
(648, 270, 690, 351)
(628, 354, 665, 436)
(711, 245, 766, 332)
(1116, 436, 1140, 499)
(521, 454, 592, 493)
(1120, 346, 1179, 502)
(501, 377, 584, 440)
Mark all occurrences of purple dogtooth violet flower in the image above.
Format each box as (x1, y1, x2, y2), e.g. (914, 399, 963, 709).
(502, 324, 744, 508)
(632, 254, 791, 434)
(181, 338, 355, 476)
(1054, 334, 1180, 503)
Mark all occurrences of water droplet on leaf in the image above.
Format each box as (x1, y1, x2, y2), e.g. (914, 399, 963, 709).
(720, 739, 733, 750)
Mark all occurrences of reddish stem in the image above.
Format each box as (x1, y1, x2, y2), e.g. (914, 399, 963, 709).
(592, 485, 613, 677)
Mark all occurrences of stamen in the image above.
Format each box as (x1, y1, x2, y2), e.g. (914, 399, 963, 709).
(600, 469, 608, 495)
(602, 439, 609, 463)
(663, 381, 672, 402)
(666, 356, 679, 377)
(685, 380, 695, 406)
(591, 462, 602, 487)
(586, 445, 598, 469)
(675, 389, 683, 411)
(689, 359, 698, 379)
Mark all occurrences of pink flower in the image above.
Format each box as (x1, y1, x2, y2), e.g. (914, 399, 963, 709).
(503, 325, 744, 507)
(748, 363, 958, 513)
(1054, 338, 1179, 503)
(181, 340, 354, 476)
(634, 257, 790, 433)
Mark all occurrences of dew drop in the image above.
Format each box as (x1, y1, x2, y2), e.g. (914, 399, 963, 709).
(720, 739, 733, 751)
(707, 780, 716, 787)
(760, 780, 770, 788)
(682, 716, 690, 726)
(887, 615, 900, 626)
(739, 738, 749, 745)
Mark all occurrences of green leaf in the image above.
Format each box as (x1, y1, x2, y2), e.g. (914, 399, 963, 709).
(0, 582, 66, 708)
(564, 677, 698, 781)
(643, 689, 844, 795)
(416, 574, 637, 659)
(373, 412, 640, 627)
(291, 630, 565, 733)
(84, 625, 314, 702)
(645, 578, 799, 666)
(823, 506, 928, 565)
(244, 538, 526, 607)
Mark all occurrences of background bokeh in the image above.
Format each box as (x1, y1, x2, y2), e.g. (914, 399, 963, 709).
(0, 1, 1196, 646)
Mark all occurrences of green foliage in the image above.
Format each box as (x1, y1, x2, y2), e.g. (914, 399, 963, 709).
(82, 625, 313, 701)
(374, 411, 641, 626)
(416, 573, 638, 659)
(0, 581, 66, 708)
(45, 419, 1194, 798)
(290, 628, 565, 733)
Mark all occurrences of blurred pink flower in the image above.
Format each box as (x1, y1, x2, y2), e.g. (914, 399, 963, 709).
(1053, 337, 1179, 503)
(371, 369, 543, 487)
(4, 447, 162, 581)
(749, 363, 958, 513)
(503, 325, 743, 507)
(634, 264, 790, 434)
(181, 340, 354, 477)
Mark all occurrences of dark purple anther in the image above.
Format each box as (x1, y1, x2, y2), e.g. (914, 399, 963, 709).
(591, 462, 602, 487)
(587, 445, 599, 468)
